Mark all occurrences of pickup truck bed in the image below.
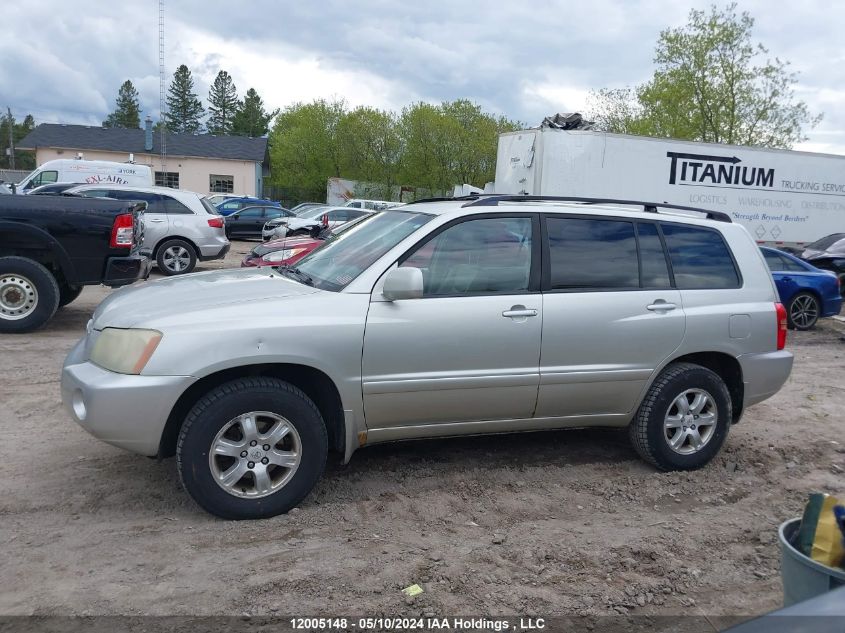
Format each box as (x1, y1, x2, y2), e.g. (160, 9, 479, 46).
(0, 194, 150, 332)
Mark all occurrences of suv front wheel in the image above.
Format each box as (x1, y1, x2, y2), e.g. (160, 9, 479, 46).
(629, 362, 731, 471)
(177, 377, 328, 519)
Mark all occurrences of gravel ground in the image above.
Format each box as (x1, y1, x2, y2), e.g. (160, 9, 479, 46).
(1, 240, 844, 619)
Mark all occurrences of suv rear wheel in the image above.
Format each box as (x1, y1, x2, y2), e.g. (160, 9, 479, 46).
(629, 362, 731, 471)
(156, 239, 197, 275)
(177, 377, 328, 520)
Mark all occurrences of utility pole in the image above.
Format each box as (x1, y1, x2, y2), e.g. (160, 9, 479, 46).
(6, 107, 15, 170)
(158, 0, 167, 175)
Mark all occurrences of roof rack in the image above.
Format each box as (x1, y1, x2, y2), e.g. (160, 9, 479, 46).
(459, 195, 733, 223)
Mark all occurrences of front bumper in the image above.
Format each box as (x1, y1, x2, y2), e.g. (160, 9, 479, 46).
(103, 254, 152, 287)
(738, 349, 793, 409)
(61, 338, 195, 456)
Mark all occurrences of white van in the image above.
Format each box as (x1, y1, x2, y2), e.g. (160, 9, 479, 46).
(4, 159, 153, 194)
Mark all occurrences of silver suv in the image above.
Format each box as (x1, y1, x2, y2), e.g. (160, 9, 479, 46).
(61, 196, 793, 519)
(67, 184, 229, 275)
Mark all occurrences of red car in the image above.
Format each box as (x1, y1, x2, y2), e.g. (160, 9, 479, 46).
(241, 212, 374, 267)
(241, 233, 322, 267)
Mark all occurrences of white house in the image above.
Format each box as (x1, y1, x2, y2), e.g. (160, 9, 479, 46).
(18, 119, 269, 197)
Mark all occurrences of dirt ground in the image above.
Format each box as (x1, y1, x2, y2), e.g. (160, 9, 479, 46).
(1, 240, 844, 619)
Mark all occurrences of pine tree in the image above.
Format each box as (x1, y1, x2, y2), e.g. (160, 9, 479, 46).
(207, 70, 239, 135)
(166, 65, 205, 134)
(102, 80, 141, 129)
(231, 88, 279, 137)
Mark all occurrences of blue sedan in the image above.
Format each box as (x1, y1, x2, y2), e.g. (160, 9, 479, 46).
(761, 247, 842, 330)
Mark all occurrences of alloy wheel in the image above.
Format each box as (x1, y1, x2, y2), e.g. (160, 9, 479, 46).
(664, 389, 718, 455)
(208, 411, 302, 499)
(789, 294, 819, 329)
(162, 245, 191, 273)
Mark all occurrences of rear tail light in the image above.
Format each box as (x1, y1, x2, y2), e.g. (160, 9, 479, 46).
(775, 302, 787, 350)
(321, 214, 329, 228)
(207, 217, 224, 229)
(110, 213, 134, 248)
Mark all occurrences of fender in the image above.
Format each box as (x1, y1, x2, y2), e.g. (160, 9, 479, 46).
(0, 220, 78, 282)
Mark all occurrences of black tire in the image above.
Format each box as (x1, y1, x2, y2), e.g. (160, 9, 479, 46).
(155, 238, 197, 276)
(177, 377, 328, 520)
(0, 256, 60, 333)
(58, 282, 84, 308)
(786, 291, 820, 331)
(629, 362, 731, 471)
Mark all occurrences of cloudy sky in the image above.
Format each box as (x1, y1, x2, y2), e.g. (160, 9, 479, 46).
(3, 1, 843, 153)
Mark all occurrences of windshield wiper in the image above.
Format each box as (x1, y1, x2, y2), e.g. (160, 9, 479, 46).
(277, 265, 315, 287)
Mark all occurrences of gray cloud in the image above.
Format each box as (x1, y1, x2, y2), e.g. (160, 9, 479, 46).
(2, 0, 841, 152)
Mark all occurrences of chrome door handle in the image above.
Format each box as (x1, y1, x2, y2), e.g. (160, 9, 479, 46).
(502, 308, 538, 318)
(647, 301, 677, 312)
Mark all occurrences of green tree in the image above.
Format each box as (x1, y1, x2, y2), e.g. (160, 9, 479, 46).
(102, 80, 141, 129)
(589, 3, 820, 148)
(268, 98, 346, 200)
(399, 100, 519, 195)
(207, 70, 239, 135)
(0, 112, 36, 170)
(338, 106, 402, 198)
(166, 64, 204, 134)
(231, 88, 279, 137)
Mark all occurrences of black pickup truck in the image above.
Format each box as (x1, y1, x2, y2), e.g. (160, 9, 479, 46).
(0, 195, 150, 332)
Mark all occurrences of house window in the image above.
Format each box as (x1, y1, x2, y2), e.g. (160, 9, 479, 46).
(155, 171, 179, 188)
(209, 174, 234, 193)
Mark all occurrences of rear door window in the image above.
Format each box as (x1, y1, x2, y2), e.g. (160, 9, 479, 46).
(661, 224, 740, 289)
(546, 217, 639, 290)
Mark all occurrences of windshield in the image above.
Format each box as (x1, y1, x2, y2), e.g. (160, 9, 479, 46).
(291, 210, 432, 291)
(807, 233, 845, 250)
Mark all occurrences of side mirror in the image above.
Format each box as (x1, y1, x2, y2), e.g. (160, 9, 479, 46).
(382, 267, 423, 301)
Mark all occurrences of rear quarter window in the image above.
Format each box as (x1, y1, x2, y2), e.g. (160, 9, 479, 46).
(661, 224, 740, 289)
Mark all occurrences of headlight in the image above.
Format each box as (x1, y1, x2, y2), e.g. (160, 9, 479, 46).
(265, 248, 307, 262)
(90, 328, 163, 374)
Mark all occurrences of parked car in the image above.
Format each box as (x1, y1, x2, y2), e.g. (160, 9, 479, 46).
(62, 196, 793, 519)
(216, 196, 281, 216)
(794, 233, 845, 294)
(225, 205, 295, 239)
(290, 202, 327, 215)
(760, 246, 842, 330)
(242, 212, 373, 267)
(67, 184, 229, 276)
(344, 199, 398, 210)
(26, 182, 79, 195)
(205, 194, 241, 206)
(262, 206, 370, 241)
(0, 194, 149, 332)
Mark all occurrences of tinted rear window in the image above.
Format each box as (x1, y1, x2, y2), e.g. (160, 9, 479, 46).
(637, 223, 672, 288)
(547, 217, 639, 289)
(662, 224, 740, 289)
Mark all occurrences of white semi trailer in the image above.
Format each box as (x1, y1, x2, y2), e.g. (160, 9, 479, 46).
(494, 128, 845, 246)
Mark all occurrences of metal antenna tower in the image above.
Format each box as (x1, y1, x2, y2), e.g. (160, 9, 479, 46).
(158, 0, 167, 173)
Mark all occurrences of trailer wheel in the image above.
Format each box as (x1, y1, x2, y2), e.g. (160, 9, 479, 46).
(0, 256, 60, 333)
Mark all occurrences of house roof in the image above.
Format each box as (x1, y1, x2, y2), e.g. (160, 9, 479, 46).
(18, 124, 268, 163)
